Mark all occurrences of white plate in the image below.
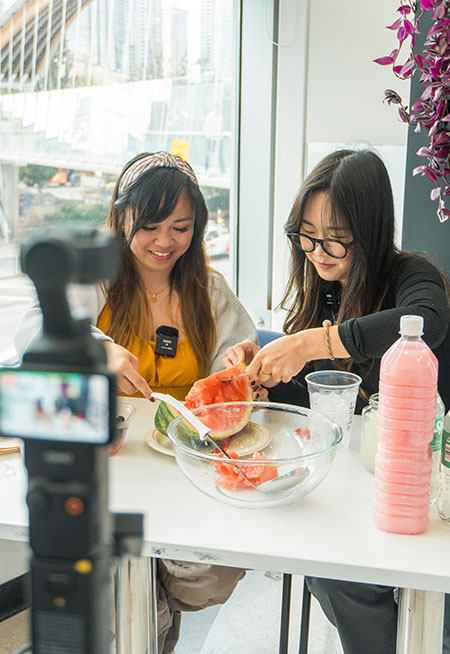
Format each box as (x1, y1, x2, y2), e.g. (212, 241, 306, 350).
(145, 422, 272, 458)
(145, 428, 176, 457)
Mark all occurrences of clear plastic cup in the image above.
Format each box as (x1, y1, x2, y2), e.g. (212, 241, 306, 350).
(305, 370, 362, 449)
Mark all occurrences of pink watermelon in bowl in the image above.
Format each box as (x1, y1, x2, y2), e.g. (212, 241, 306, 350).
(154, 363, 253, 440)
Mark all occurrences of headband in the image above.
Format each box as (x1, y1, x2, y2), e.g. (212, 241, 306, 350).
(117, 151, 199, 196)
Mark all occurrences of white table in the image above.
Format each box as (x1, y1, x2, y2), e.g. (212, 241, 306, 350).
(1, 397, 449, 653)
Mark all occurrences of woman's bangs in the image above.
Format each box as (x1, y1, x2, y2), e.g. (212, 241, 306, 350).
(327, 193, 352, 238)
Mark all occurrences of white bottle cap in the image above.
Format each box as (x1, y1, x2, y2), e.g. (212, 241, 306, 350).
(399, 314, 424, 336)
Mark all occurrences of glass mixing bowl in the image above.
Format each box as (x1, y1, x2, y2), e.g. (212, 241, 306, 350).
(167, 401, 342, 509)
(109, 402, 136, 455)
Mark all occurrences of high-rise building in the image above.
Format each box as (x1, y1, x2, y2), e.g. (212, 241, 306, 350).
(170, 8, 188, 77)
(200, 0, 233, 80)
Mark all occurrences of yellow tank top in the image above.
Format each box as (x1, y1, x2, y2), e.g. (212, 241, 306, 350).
(97, 305, 200, 401)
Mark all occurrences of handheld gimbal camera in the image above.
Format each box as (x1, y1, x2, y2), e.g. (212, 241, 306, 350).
(0, 226, 143, 654)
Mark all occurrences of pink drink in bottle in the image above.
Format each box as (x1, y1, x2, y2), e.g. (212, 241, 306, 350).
(374, 315, 438, 534)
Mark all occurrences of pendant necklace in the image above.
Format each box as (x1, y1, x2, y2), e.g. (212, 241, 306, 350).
(147, 283, 170, 303)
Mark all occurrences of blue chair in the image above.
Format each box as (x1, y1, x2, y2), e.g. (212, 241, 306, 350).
(257, 328, 283, 346)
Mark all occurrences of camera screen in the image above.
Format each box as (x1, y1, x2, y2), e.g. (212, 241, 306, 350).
(0, 370, 112, 443)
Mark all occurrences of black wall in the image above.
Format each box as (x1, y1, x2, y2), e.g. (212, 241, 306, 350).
(401, 11, 450, 278)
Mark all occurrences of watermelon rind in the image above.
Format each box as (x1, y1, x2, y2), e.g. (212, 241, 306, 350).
(154, 400, 205, 441)
(193, 402, 252, 439)
(154, 401, 179, 436)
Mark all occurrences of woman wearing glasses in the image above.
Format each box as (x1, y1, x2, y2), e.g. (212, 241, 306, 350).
(224, 148, 450, 654)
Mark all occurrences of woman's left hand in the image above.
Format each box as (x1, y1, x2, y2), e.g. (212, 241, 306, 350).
(222, 340, 260, 368)
(253, 385, 268, 401)
(247, 333, 308, 385)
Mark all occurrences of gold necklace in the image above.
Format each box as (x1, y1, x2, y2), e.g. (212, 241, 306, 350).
(146, 283, 170, 303)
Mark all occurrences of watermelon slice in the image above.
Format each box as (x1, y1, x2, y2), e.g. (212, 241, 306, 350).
(184, 362, 253, 439)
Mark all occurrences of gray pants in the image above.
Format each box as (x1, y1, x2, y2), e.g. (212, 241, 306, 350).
(305, 577, 450, 654)
(157, 559, 245, 654)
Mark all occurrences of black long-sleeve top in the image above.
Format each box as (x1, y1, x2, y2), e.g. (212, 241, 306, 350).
(269, 256, 450, 413)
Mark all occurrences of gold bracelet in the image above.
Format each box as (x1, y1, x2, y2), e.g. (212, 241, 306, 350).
(322, 319, 336, 360)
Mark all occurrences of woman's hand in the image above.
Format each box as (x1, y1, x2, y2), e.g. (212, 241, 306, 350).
(104, 341, 152, 399)
(222, 340, 267, 400)
(247, 333, 308, 385)
(222, 340, 261, 368)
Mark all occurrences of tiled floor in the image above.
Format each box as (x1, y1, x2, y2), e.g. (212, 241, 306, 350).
(0, 609, 30, 654)
(0, 572, 343, 654)
(177, 571, 343, 654)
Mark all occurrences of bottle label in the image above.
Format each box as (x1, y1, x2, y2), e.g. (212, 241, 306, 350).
(441, 429, 450, 469)
(431, 416, 444, 451)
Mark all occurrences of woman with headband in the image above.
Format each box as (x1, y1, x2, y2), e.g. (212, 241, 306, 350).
(15, 151, 257, 401)
(14, 151, 257, 653)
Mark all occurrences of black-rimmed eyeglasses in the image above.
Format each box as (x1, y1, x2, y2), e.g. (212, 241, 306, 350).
(286, 232, 353, 259)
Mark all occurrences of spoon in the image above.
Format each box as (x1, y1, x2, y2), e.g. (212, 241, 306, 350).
(219, 372, 249, 383)
(151, 392, 307, 495)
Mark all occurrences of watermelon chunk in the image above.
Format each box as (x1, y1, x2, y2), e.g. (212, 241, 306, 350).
(184, 363, 253, 439)
(212, 451, 279, 490)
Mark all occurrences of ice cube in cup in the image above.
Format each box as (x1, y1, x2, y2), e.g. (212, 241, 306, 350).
(305, 371, 361, 449)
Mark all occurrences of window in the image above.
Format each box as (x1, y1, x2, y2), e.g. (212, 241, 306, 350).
(0, 0, 236, 355)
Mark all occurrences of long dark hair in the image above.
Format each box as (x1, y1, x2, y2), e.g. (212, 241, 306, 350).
(282, 149, 400, 333)
(103, 152, 215, 375)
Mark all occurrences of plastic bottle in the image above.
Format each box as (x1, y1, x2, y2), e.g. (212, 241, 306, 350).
(374, 315, 438, 535)
(438, 410, 450, 522)
(360, 393, 379, 473)
(430, 394, 445, 505)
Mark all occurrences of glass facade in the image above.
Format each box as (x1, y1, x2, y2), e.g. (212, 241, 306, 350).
(0, 0, 235, 355)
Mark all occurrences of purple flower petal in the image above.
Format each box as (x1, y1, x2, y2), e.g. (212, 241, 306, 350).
(421, 0, 436, 10)
(433, 148, 449, 160)
(431, 187, 441, 201)
(398, 5, 412, 15)
(413, 165, 438, 182)
(387, 18, 404, 30)
(433, 3, 445, 20)
(403, 20, 416, 37)
(437, 207, 450, 222)
(374, 56, 396, 65)
(384, 89, 403, 104)
(397, 26, 408, 42)
(425, 166, 439, 183)
(398, 107, 411, 123)
(412, 100, 425, 111)
(414, 54, 426, 69)
(434, 132, 450, 145)
(416, 146, 432, 157)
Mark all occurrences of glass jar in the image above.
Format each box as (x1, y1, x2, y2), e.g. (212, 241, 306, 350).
(361, 393, 379, 474)
(430, 393, 445, 505)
